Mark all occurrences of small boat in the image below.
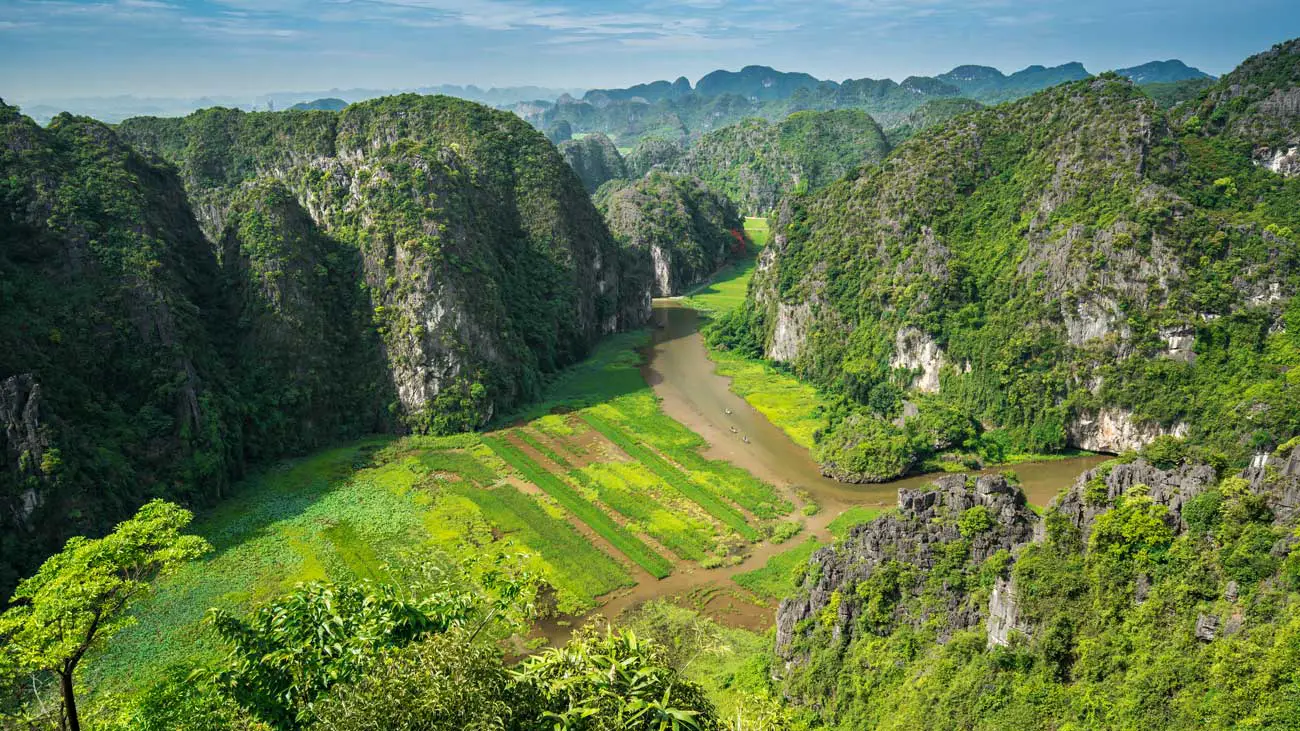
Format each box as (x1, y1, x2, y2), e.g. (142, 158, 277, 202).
(724, 408, 732, 415)
(742, 436, 751, 444)
(729, 426, 738, 434)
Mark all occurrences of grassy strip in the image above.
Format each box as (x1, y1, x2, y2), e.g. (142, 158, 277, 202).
(828, 506, 885, 539)
(484, 436, 674, 578)
(515, 429, 574, 470)
(580, 413, 760, 540)
(732, 537, 823, 600)
(572, 465, 711, 562)
(444, 483, 633, 597)
(416, 449, 497, 486)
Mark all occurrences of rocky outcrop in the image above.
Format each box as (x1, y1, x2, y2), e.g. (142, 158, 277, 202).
(776, 474, 1037, 661)
(1160, 325, 1197, 362)
(1259, 145, 1299, 176)
(1050, 458, 1219, 541)
(1, 374, 47, 525)
(1066, 408, 1189, 454)
(1243, 441, 1300, 521)
(987, 575, 1030, 647)
(558, 133, 627, 192)
(889, 327, 946, 392)
(595, 172, 742, 297)
(120, 96, 645, 434)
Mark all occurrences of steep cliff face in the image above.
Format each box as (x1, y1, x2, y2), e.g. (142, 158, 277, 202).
(557, 133, 627, 192)
(0, 94, 645, 601)
(667, 110, 890, 214)
(776, 474, 1036, 662)
(774, 452, 1300, 728)
(120, 95, 646, 433)
(1191, 37, 1300, 172)
(746, 72, 1300, 478)
(0, 103, 232, 595)
(595, 172, 742, 296)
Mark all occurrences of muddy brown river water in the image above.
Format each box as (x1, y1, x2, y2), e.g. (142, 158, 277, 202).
(534, 300, 1108, 642)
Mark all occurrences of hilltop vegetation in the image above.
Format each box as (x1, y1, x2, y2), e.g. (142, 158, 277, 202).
(646, 110, 891, 215)
(774, 448, 1300, 729)
(595, 172, 744, 296)
(0, 95, 652, 602)
(721, 66, 1300, 484)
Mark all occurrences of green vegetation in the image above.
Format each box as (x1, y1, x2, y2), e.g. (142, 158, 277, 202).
(1, 93, 653, 604)
(557, 132, 627, 191)
(582, 413, 759, 540)
(663, 110, 891, 214)
(0, 501, 210, 731)
(733, 537, 823, 600)
(81, 577, 727, 730)
(484, 436, 674, 579)
(827, 506, 885, 539)
(596, 172, 744, 296)
(778, 467, 1300, 729)
(732, 71, 1300, 481)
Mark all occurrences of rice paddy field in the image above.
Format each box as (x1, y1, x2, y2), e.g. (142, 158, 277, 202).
(85, 327, 805, 694)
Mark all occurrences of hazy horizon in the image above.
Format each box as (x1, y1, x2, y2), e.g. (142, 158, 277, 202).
(1, 0, 1297, 106)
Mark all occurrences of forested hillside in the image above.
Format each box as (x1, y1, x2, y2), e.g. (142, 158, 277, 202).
(596, 172, 744, 296)
(0, 95, 650, 601)
(775, 445, 1300, 728)
(645, 110, 891, 215)
(721, 56, 1300, 484)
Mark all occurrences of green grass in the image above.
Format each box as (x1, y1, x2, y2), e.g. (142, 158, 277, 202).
(514, 429, 574, 470)
(81, 438, 638, 696)
(417, 449, 498, 485)
(485, 435, 674, 578)
(732, 537, 823, 600)
(828, 506, 885, 539)
(444, 483, 633, 597)
(707, 350, 830, 451)
(680, 218, 768, 313)
(581, 412, 761, 541)
(574, 463, 714, 561)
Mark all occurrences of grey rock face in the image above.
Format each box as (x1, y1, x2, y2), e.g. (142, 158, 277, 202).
(1051, 459, 1219, 541)
(1, 374, 48, 525)
(1243, 443, 1300, 521)
(776, 474, 1037, 661)
(1195, 613, 1219, 642)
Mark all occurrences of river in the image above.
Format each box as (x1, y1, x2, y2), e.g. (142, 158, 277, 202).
(535, 300, 1107, 639)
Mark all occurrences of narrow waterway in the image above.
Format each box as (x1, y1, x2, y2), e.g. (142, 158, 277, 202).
(534, 300, 1107, 642)
(645, 301, 1108, 514)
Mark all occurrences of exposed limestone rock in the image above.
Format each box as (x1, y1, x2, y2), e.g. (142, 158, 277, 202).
(1160, 325, 1197, 362)
(889, 327, 946, 393)
(1064, 296, 1125, 346)
(1051, 458, 1219, 541)
(987, 575, 1030, 647)
(776, 474, 1037, 662)
(1195, 614, 1219, 642)
(1259, 146, 1300, 176)
(769, 300, 813, 363)
(1066, 408, 1189, 454)
(1, 374, 47, 524)
(1243, 442, 1300, 521)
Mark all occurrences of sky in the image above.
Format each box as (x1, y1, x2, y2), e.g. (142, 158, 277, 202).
(0, 0, 1297, 103)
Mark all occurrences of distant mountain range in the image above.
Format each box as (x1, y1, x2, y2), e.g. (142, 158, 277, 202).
(15, 84, 587, 125)
(519, 59, 1214, 146)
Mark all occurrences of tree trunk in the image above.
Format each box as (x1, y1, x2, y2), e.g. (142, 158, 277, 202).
(60, 671, 79, 731)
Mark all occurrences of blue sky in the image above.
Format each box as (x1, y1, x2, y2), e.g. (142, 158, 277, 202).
(0, 0, 1297, 102)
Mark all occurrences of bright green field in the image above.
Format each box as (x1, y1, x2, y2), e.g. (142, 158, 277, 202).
(86, 328, 794, 696)
(681, 217, 767, 313)
(732, 537, 824, 600)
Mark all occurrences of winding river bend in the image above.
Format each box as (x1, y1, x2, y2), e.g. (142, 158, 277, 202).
(538, 301, 1107, 638)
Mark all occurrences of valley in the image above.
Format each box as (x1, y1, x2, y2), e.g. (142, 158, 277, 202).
(3, 21, 1300, 731)
(80, 222, 1104, 699)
